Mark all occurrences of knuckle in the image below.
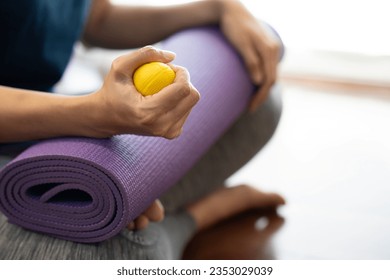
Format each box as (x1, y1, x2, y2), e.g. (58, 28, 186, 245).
(144, 118, 168, 136)
(267, 40, 280, 54)
(174, 65, 186, 73)
(174, 66, 190, 83)
(111, 56, 123, 72)
(164, 133, 176, 140)
(139, 45, 158, 58)
(155, 126, 170, 137)
(189, 88, 201, 104)
(111, 57, 129, 82)
(183, 83, 192, 96)
(178, 82, 192, 98)
(165, 128, 182, 139)
(180, 66, 190, 77)
(271, 40, 280, 50)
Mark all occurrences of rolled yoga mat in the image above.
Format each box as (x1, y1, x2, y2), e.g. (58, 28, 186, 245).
(0, 27, 254, 243)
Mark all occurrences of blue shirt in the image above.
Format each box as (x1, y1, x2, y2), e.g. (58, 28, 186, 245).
(0, 0, 91, 92)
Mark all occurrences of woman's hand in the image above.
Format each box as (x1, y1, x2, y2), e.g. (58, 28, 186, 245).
(85, 0, 279, 113)
(89, 46, 200, 139)
(127, 199, 164, 230)
(217, 0, 281, 112)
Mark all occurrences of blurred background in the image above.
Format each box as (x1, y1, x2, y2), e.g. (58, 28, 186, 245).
(58, 0, 390, 259)
(113, 0, 390, 84)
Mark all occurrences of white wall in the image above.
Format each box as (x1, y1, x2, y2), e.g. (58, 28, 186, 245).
(113, 0, 390, 56)
(112, 0, 390, 84)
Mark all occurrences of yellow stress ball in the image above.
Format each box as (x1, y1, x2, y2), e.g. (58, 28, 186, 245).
(133, 62, 176, 96)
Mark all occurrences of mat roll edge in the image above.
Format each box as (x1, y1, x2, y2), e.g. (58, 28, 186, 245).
(0, 27, 254, 243)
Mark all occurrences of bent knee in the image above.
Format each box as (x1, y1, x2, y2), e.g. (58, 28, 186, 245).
(255, 83, 283, 141)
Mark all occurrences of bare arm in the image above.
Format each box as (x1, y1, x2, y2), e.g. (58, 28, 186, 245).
(0, 47, 199, 143)
(83, 0, 281, 111)
(1, 0, 279, 143)
(83, 0, 223, 49)
(0, 86, 97, 143)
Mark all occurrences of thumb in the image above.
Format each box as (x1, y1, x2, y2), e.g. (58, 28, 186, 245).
(111, 46, 176, 77)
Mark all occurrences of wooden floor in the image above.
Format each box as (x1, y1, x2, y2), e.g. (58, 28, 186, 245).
(183, 78, 390, 260)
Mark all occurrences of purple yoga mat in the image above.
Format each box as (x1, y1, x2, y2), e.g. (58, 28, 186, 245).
(0, 28, 254, 243)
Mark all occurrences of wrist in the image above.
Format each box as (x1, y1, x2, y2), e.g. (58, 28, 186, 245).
(208, 0, 224, 22)
(54, 94, 100, 139)
(76, 91, 116, 139)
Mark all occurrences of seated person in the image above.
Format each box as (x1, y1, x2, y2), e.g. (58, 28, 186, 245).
(0, 0, 284, 259)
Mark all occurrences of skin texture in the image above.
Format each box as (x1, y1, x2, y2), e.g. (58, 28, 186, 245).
(218, 1, 280, 112)
(89, 47, 200, 139)
(1, 0, 280, 141)
(0, 0, 282, 230)
(187, 185, 285, 231)
(83, 0, 280, 112)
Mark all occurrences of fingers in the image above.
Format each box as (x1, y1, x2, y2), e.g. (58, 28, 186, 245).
(139, 66, 200, 138)
(143, 200, 164, 222)
(150, 65, 199, 107)
(164, 110, 191, 139)
(134, 215, 149, 230)
(218, 0, 281, 112)
(127, 200, 165, 231)
(249, 81, 271, 113)
(249, 33, 280, 112)
(260, 37, 279, 89)
(127, 215, 150, 230)
(260, 37, 280, 84)
(152, 93, 198, 139)
(98, 47, 199, 138)
(240, 42, 264, 85)
(111, 46, 176, 78)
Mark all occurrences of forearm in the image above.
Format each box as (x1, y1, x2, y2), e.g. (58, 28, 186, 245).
(83, 0, 223, 49)
(0, 86, 100, 143)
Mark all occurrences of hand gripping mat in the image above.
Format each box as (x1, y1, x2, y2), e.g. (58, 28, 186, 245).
(0, 28, 254, 242)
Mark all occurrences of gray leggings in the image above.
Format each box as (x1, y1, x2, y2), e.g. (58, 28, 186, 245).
(0, 84, 281, 260)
